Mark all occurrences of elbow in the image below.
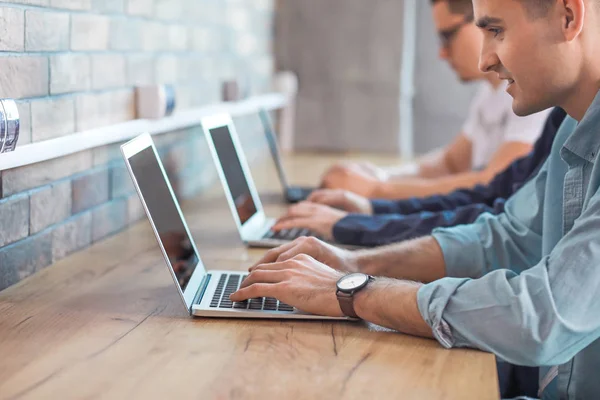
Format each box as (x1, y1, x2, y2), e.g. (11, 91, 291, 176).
(523, 341, 575, 366)
(504, 333, 577, 366)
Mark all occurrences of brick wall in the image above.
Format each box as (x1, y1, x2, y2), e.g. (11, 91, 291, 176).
(0, 0, 275, 290)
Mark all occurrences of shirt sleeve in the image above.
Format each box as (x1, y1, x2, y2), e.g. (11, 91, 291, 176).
(503, 107, 552, 145)
(417, 163, 600, 366)
(369, 187, 493, 215)
(333, 202, 503, 247)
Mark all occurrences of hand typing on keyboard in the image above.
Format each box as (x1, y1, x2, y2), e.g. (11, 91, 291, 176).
(230, 248, 347, 317)
(272, 202, 348, 241)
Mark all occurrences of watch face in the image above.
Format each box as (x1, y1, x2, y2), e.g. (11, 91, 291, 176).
(338, 273, 369, 291)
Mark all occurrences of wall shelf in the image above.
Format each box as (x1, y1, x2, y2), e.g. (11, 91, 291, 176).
(0, 93, 289, 171)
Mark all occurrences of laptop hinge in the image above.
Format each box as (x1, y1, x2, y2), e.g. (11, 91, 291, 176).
(191, 273, 212, 313)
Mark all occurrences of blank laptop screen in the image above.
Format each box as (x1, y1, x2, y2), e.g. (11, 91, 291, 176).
(128, 146, 200, 292)
(209, 125, 258, 224)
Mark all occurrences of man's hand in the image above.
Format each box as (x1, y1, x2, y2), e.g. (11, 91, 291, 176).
(273, 202, 348, 241)
(320, 162, 387, 197)
(307, 189, 373, 214)
(250, 236, 360, 273)
(230, 254, 345, 317)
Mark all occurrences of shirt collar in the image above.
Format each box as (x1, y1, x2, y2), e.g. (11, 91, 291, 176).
(563, 90, 600, 163)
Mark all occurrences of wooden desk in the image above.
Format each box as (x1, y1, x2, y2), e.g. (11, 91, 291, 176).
(0, 153, 499, 399)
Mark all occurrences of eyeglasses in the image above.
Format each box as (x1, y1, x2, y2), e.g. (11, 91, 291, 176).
(438, 14, 474, 49)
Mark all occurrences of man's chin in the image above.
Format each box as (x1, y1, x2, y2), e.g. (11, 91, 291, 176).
(512, 98, 544, 117)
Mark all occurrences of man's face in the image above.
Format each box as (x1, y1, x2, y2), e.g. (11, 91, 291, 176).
(432, 2, 486, 82)
(474, 0, 583, 116)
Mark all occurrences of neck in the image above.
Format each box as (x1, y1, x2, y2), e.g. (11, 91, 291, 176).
(561, 72, 600, 122)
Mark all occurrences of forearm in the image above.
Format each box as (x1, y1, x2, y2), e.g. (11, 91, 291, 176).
(353, 278, 434, 339)
(385, 150, 453, 181)
(373, 170, 495, 200)
(354, 236, 446, 283)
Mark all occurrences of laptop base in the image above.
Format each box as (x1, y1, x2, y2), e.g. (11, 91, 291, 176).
(285, 186, 315, 204)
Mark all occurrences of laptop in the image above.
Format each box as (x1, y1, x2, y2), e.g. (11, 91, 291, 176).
(121, 133, 348, 320)
(201, 114, 359, 249)
(258, 109, 315, 203)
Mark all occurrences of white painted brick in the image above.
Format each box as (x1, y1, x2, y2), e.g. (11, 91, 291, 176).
(227, 7, 251, 31)
(30, 181, 72, 234)
(141, 21, 168, 51)
(251, 55, 274, 78)
(75, 90, 134, 131)
(127, 194, 144, 224)
(190, 27, 211, 52)
(126, 54, 155, 86)
(177, 57, 200, 83)
(50, 54, 91, 94)
(155, 55, 178, 84)
(255, 0, 273, 11)
(235, 35, 259, 56)
(0, 57, 49, 98)
(15, 101, 32, 147)
(2, 151, 93, 196)
(0, 195, 29, 247)
(52, 212, 92, 262)
(31, 97, 76, 142)
(50, 0, 92, 10)
(25, 10, 70, 52)
(110, 17, 140, 51)
(70, 14, 109, 51)
(154, 0, 183, 20)
(168, 25, 188, 51)
(10, 0, 49, 5)
(0, 8, 25, 52)
(127, 0, 153, 17)
(92, 0, 124, 13)
(91, 54, 127, 90)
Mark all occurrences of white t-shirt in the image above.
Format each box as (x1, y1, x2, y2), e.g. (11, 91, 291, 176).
(462, 82, 551, 170)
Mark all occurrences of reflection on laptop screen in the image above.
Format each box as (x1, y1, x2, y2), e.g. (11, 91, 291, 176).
(209, 126, 258, 224)
(129, 147, 200, 291)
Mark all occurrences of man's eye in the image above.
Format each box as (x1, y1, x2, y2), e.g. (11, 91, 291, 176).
(488, 28, 503, 37)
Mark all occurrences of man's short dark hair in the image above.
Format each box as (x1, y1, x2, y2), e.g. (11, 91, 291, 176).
(518, 0, 554, 17)
(430, 0, 473, 16)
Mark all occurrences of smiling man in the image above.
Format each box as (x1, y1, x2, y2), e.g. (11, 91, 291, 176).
(232, 0, 600, 398)
(316, 0, 550, 201)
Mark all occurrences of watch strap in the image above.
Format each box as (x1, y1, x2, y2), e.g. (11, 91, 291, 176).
(336, 290, 359, 318)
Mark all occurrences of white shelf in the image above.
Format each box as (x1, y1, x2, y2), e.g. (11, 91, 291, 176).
(0, 93, 289, 171)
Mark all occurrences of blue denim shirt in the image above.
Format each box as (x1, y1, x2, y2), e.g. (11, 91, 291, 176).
(418, 93, 600, 399)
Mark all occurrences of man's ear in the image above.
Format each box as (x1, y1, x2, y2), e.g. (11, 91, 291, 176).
(561, 0, 585, 41)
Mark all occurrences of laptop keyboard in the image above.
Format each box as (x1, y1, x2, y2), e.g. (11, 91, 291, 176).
(264, 227, 322, 241)
(208, 274, 295, 312)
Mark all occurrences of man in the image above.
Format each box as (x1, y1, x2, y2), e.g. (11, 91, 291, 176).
(273, 107, 566, 247)
(231, 0, 600, 398)
(318, 0, 550, 200)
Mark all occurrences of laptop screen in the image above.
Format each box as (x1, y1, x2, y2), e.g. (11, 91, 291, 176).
(259, 111, 289, 189)
(209, 125, 258, 224)
(128, 146, 200, 292)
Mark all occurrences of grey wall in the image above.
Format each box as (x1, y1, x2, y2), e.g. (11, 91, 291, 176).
(412, 1, 479, 154)
(275, 0, 478, 156)
(275, 0, 405, 154)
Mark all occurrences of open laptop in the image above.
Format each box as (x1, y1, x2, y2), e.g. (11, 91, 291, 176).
(201, 113, 322, 248)
(201, 114, 358, 249)
(121, 133, 348, 320)
(258, 109, 315, 203)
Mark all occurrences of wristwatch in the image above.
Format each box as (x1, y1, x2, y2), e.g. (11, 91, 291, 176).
(336, 273, 374, 318)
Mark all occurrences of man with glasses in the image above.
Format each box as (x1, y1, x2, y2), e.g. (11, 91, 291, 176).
(317, 0, 550, 201)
